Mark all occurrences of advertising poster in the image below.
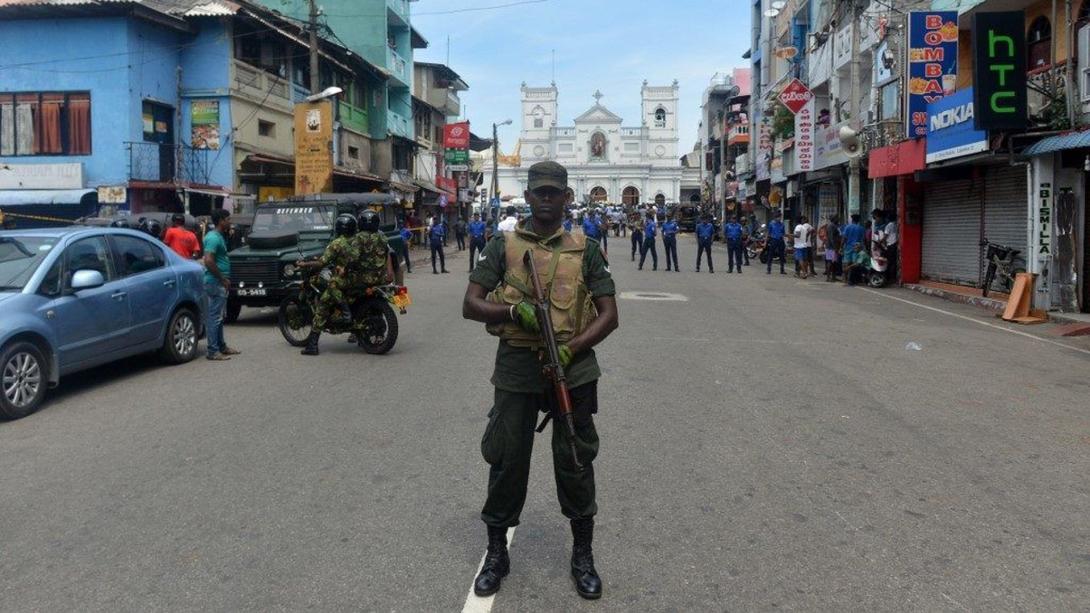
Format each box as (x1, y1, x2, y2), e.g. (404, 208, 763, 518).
(906, 11, 959, 138)
(294, 101, 334, 195)
(190, 100, 221, 150)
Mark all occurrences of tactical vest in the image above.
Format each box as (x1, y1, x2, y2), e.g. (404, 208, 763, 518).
(486, 227, 597, 348)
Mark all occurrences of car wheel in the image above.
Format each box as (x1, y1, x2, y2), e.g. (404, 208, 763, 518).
(225, 299, 242, 324)
(161, 308, 199, 364)
(0, 341, 48, 420)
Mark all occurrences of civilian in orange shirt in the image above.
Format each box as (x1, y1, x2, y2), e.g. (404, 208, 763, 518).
(162, 213, 200, 259)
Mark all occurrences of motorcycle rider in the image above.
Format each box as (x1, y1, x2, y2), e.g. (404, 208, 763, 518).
(353, 210, 394, 288)
(296, 213, 364, 356)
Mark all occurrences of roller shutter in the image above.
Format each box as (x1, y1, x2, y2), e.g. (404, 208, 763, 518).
(922, 178, 981, 285)
(982, 167, 1028, 266)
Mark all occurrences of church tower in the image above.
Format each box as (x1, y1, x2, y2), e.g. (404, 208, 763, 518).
(642, 80, 680, 166)
(521, 82, 558, 142)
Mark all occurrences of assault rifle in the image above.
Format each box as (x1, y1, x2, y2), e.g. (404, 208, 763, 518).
(523, 250, 582, 469)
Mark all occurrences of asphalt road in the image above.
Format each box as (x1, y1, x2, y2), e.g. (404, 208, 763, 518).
(2, 235, 1089, 612)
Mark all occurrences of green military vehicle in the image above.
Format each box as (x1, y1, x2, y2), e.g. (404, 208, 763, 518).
(225, 193, 405, 322)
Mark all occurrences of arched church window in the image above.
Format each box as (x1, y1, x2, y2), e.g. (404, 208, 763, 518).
(531, 105, 545, 129)
(654, 107, 667, 128)
(590, 187, 608, 203)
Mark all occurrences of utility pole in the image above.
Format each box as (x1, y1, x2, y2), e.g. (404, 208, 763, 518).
(847, 0, 862, 217)
(492, 122, 499, 218)
(308, 0, 320, 94)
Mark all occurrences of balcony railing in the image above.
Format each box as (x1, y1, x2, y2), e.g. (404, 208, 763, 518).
(232, 59, 293, 110)
(387, 48, 410, 86)
(339, 100, 369, 134)
(445, 90, 461, 117)
(1028, 63, 1071, 130)
(127, 142, 211, 185)
(388, 109, 412, 139)
(860, 120, 906, 153)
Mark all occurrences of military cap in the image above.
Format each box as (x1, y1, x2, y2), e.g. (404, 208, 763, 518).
(527, 161, 568, 191)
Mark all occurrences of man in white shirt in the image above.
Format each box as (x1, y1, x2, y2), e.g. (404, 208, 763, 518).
(883, 212, 898, 283)
(793, 215, 814, 279)
(497, 206, 518, 232)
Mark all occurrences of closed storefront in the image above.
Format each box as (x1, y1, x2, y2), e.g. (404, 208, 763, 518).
(922, 178, 980, 286)
(981, 167, 1027, 263)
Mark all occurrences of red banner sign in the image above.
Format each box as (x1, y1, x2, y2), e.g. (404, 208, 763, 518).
(436, 176, 458, 195)
(778, 79, 814, 115)
(443, 122, 470, 149)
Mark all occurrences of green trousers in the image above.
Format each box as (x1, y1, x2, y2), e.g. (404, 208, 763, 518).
(480, 383, 600, 528)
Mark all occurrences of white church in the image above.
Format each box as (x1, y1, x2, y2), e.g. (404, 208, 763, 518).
(489, 81, 683, 206)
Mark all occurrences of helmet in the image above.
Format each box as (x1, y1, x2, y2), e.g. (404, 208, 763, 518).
(357, 209, 381, 233)
(144, 218, 163, 237)
(334, 213, 358, 237)
(109, 218, 131, 228)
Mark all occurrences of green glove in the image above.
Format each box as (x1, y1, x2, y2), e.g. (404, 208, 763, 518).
(513, 301, 540, 334)
(558, 344, 574, 368)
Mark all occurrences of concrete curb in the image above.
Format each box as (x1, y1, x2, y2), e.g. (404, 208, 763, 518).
(903, 283, 1008, 312)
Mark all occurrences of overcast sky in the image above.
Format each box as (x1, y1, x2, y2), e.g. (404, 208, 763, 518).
(411, 0, 751, 153)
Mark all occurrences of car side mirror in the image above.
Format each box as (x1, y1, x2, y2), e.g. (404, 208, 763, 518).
(70, 269, 105, 291)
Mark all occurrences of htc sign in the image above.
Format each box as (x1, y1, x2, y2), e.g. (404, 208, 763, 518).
(972, 11, 1027, 130)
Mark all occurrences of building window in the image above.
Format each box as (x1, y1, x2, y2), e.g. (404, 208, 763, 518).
(348, 146, 360, 159)
(1, 92, 92, 156)
(1027, 16, 1052, 70)
(654, 107, 667, 128)
(258, 120, 275, 137)
(534, 118, 543, 128)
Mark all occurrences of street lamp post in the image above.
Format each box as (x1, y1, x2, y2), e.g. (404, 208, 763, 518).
(492, 119, 513, 221)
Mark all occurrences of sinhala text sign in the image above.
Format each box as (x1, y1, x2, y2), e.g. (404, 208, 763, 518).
(294, 101, 333, 195)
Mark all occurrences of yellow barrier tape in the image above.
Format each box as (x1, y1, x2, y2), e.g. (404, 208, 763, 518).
(0, 209, 81, 224)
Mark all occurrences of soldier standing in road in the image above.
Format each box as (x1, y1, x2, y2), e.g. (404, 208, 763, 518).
(468, 212, 488, 272)
(430, 217, 449, 274)
(662, 214, 679, 272)
(725, 216, 745, 273)
(695, 213, 715, 273)
(765, 212, 787, 274)
(639, 212, 658, 270)
(462, 160, 619, 601)
(629, 211, 643, 262)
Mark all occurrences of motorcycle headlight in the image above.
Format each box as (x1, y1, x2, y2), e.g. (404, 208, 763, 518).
(283, 264, 296, 278)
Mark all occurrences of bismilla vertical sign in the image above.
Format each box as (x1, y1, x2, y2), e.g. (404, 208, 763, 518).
(906, 11, 958, 138)
(972, 11, 1027, 130)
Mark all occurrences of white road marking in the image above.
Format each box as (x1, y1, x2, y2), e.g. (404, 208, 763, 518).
(461, 527, 516, 613)
(861, 288, 1090, 357)
(650, 336, 711, 342)
(618, 291, 689, 301)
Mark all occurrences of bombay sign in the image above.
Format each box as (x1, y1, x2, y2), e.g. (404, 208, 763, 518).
(906, 11, 959, 138)
(778, 79, 814, 115)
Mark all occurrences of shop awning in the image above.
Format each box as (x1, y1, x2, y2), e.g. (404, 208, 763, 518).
(0, 188, 96, 206)
(1023, 129, 1090, 156)
(388, 180, 418, 195)
(413, 178, 440, 194)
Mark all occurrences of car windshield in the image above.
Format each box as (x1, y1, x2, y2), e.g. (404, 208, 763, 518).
(251, 205, 335, 234)
(0, 236, 59, 291)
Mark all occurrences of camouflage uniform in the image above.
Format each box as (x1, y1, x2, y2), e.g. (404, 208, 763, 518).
(352, 231, 391, 287)
(312, 236, 362, 329)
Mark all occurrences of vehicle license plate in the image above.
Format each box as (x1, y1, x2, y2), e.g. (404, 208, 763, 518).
(237, 288, 267, 297)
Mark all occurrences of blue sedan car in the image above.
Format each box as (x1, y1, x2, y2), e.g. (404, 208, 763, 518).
(0, 227, 206, 419)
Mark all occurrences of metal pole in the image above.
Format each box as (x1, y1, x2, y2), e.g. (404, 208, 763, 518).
(847, 0, 862, 218)
(308, 0, 320, 94)
(492, 122, 499, 218)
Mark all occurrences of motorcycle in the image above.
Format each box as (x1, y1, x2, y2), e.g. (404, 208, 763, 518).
(866, 247, 889, 288)
(277, 266, 410, 355)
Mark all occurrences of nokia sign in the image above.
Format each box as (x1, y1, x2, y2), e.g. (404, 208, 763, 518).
(926, 88, 989, 163)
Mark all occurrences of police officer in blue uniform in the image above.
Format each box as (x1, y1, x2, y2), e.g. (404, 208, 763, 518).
(468, 212, 488, 272)
(563, 213, 574, 233)
(638, 213, 658, 271)
(695, 214, 715, 273)
(725, 215, 745, 273)
(629, 212, 643, 262)
(582, 210, 602, 240)
(662, 214, 679, 272)
(765, 212, 787, 274)
(430, 219, 449, 274)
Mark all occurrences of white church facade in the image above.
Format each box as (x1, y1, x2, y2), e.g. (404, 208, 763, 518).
(492, 81, 683, 206)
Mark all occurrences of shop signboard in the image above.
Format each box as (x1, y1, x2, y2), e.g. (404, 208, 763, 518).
(190, 100, 221, 150)
(445, 149, 469, 164)
(778, 79, 813, 115)
(906, 11, 959, 139)
(972, 11, 1027, 131)
(443, 122, 470, 149)
(755, 116, 772, 181)
(293, 101, 334, 195)
(926, 88, 988, 163)
(795, 98, 815, 172)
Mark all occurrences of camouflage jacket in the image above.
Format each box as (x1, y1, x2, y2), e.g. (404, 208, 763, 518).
(352, 231, 390, 287)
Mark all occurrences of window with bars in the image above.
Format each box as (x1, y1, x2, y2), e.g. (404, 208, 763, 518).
(0, 92, 91, 156)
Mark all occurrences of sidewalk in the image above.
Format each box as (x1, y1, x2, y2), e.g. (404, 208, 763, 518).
(903, 279, 1090, 332)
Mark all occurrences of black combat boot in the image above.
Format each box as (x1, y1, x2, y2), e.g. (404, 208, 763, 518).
(570, 518, 602, 599)
(473, 526, 510, 597)
(301, 331, 320, 356)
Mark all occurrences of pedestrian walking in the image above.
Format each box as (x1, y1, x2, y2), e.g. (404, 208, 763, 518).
(725, 216, 745, 273)
(430, 219, 449, 274)
(629, 212, 643, 262)
(202, 209, 239, 360)
(824, 215, 842, 282)
(662, 214, 680, 272)
(695, 213, 715, 273)
(766, 212, 787, 274)
(162, 213, 200, 259)
(462, 160, 618, 601)
(399, 223, 413, 274)
(793, 216, 814, 279)
(638, 212, 658, 271)
(455, 216, 468, 251)
(468, 212, 488, 272)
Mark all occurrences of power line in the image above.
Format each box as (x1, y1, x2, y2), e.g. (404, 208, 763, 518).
(322, 0, 554, 18)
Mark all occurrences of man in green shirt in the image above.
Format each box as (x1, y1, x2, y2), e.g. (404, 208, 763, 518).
(843, 241, 871, 286)
(463, 161, 619, 601)
(202, 209, 240, 360)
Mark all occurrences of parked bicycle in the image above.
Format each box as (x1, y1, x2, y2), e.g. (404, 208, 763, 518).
(980, 239, 1026, 297)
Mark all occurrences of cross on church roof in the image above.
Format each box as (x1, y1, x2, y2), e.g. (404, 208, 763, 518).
(593, 90, 603, 104)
